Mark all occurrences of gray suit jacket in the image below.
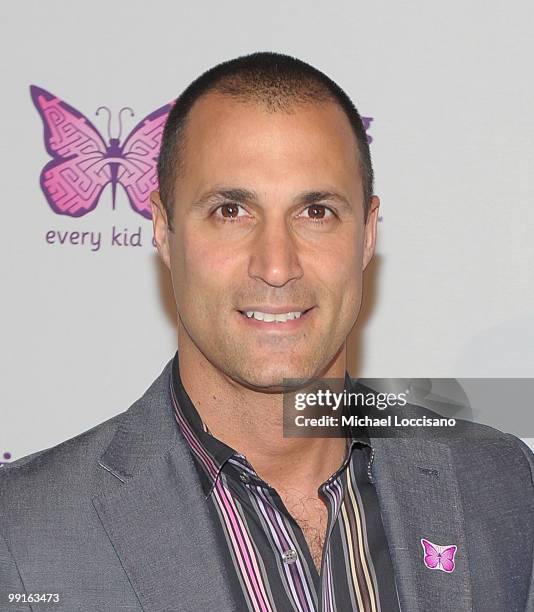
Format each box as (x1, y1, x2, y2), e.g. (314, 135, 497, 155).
(1, 358, 533, 612)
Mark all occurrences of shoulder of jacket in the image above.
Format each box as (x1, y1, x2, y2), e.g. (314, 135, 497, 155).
(0, 410, 124, 485)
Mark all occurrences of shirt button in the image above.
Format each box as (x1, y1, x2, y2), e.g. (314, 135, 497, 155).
(282, 549, 298, 564)
(239, 471, 251, 484)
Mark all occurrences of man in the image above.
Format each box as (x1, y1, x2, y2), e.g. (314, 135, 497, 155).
(1, 52, 533, 612)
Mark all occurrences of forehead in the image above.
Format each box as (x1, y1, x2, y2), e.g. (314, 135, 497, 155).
(180, 92, 361, 191)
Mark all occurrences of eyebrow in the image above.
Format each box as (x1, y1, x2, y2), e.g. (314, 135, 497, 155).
(191, 187, 352, 212)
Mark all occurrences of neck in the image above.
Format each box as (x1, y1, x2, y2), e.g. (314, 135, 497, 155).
(177, 330, 349, 495)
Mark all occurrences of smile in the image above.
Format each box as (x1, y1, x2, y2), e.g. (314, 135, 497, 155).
(240, 310, 310, 322)
(236, 307, 315, 330)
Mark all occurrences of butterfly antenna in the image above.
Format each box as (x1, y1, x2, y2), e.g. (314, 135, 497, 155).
(95, 106, 113, 141)
(118, 107, 134, 141)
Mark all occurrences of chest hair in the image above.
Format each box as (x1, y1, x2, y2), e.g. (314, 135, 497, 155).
(278, 488, 329, 573)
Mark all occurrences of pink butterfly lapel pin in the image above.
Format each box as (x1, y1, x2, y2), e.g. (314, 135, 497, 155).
(31, 85, 173, 219)
(420, 538, 457, 573)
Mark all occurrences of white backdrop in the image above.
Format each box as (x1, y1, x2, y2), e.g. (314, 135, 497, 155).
(1, 0, 533, 463)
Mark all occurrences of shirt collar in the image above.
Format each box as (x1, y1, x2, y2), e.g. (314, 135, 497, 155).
(169, 351, 234, 499)
(170, 350, 370, 500)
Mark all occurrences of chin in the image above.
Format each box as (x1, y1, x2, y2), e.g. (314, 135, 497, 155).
(235, 361, 316, 392)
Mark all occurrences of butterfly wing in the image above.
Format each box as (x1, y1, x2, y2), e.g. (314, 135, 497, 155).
(439, 545, 457, 572)
(421, 538, 441, 569)
(31, 85, 111, 217)
(119, 102, 174, 219)
(362, 116, 373, 143)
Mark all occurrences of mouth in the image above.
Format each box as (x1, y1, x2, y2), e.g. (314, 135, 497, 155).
(235, 306, 316, 331)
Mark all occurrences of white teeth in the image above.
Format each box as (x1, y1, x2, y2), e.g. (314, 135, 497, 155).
(244, 310, 304, 323)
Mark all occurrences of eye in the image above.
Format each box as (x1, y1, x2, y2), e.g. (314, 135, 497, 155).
(300, 204, 336, 223)
(213, 202, 249, 222)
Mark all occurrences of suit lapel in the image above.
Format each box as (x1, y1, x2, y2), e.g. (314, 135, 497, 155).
(370, 434, 473, 612)
(91, 359, 236, 612)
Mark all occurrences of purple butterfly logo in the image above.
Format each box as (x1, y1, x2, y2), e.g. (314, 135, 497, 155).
(361, 116, 373, 143)
(421, 538, 457, 573)
(31, 85, 173, 219)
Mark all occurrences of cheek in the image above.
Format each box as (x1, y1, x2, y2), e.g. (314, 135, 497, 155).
(184, 235, 236, 280)
(315, 236, 361, 285)
(315, 239, 363, 320)
(177, 232, 239, 316)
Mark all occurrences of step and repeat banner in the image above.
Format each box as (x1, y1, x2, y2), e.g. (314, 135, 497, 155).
(1, 0, 533, 463)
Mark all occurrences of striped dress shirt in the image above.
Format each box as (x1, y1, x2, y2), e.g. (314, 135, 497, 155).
(170, 351, 399, 611)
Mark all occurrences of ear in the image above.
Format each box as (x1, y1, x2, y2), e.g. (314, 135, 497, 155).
(150, 191, 171, 270)
(362, 195, 380, 271)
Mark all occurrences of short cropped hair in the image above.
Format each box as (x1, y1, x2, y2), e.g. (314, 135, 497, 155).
(157, 51, 373, 232)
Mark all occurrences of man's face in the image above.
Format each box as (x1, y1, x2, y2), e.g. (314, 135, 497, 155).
(152, 93, 379, 391)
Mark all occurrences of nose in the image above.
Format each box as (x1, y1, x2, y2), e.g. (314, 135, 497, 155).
(247, 217, 304, 287)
